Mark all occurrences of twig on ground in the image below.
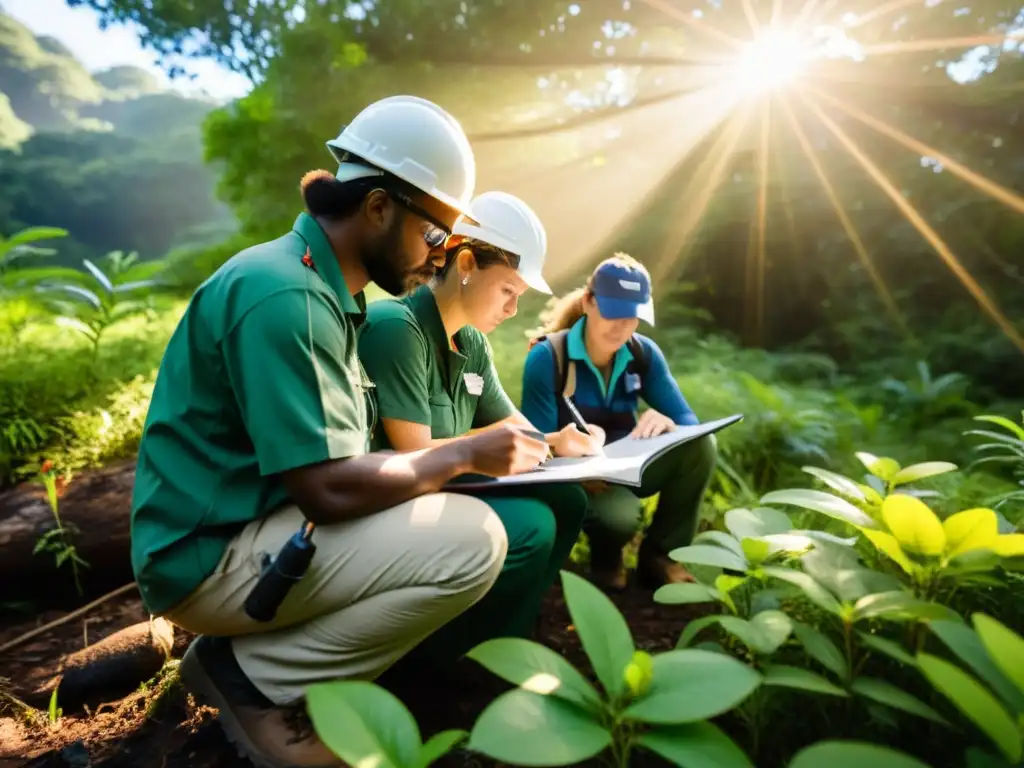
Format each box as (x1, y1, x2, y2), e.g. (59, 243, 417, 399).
(0, 583, 138, 655)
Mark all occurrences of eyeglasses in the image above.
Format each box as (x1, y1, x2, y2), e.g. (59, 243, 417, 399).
(384, 189, 452, 249)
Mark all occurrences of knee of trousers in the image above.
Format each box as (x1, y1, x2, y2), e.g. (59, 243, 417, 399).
(507, 499, 559, 564)
(428, 494, 509, 596)
(671, 433, 718, 474)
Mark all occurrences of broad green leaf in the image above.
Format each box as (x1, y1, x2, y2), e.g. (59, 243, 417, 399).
(623, 649, 762, 724)
(637, 722, 754, 768)
(944, 548, 1002, 575)
(741, 538, 771, 567)
(857, 632, 917, 667)
(678, 615, 723, 648)
(668, 544, 748, 571)
(559, 570, 634, 699)
(413, 730, 467, 768)
(850, 677, 947, 723)
(881, 495, 946, 556)
(801, 466, 867, 501)
(929, 620, 1024, 713)
(789, 740, 931, 768)
(792, 622, 848, 678)
(760, 489, 876, 528)
(724, 507, 792, 540)
(761, 567, 841, 615)
(890, 462, 958, 486)
(306, 680, 420, 768)
(972, 614, 1024, 698)
(856, 453, 902, 482)
(854, 591, 958, 623)
(727, 610, 792, 655)
(693, 530, 746, 557)
(760, 664, 848, 697)
(654, 582, 718, 606)
(861, 528, 915, 574)
(467, 689, 611, 766)
(942, 508, 999, 559)
(466, 638, 602, 712)
(917, 653, 1021, 763)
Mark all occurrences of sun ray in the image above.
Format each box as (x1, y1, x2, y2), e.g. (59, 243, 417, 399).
(860, 32, 1022, 56)
(795, 88, 1024, 353)
(651, 104, 756, 283)
(793, 0, 822, 28)
(807, 84, 1024, 217)
(754, 97, 772, 346)
(778, 94, 913, 342)
(741, 0, 763, 35)
(846, 0, 938, 29)
(635, 0, 747, 48)
(771, 0, 787, 26)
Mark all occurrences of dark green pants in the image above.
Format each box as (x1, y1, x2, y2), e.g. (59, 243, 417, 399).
(387, 482, 588, 671)
(586, 435, 718, 564)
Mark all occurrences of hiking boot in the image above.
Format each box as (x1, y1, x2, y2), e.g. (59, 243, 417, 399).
(636, 542, 695, 589)
(179, 635, 342, 768)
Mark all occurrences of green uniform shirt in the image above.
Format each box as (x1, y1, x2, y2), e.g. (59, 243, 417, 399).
(130, 213, 377, 615)
(358, 285, 515, 449)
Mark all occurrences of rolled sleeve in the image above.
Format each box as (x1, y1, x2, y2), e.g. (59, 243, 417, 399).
(357, 315, 432, 426)
(223, 289, 368, 475)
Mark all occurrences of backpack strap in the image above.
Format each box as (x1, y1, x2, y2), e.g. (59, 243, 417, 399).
(538, 330, 576, 400)
(626, 334, 649, 381)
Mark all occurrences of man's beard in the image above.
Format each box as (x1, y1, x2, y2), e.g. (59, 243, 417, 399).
(363, 220, 435, 296)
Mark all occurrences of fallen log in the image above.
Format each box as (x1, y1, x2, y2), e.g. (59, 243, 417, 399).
(15, 618, 192, 713)
(0, 461, 137, 608)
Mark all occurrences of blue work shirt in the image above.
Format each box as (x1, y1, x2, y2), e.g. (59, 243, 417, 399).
(520, 316, 699, 436)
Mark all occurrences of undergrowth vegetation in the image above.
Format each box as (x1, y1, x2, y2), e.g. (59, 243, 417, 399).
(2, 223, 1023, 767)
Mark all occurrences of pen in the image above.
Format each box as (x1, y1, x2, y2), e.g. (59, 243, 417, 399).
(561, 395, 593, 436)
(516, 427, 554, 461)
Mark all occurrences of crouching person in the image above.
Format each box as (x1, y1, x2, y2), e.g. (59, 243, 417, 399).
(129, 96, 549, 768)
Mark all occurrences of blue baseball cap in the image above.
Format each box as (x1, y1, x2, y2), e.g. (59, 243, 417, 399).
(591, 258, 655, 325)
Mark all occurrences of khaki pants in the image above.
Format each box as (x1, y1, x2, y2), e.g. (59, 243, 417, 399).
(164, 493, 507, 705)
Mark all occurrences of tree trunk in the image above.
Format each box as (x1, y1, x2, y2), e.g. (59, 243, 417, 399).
(0, 461, 137, 608)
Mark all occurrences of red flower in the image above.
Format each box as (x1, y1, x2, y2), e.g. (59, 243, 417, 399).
(301, 249, 315, 270)
(40, 460, 54, 475)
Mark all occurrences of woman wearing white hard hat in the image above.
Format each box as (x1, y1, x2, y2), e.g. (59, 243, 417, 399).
(358, 190, 604, 669)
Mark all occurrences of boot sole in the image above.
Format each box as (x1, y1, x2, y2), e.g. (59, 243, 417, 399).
(179, 641, 318, 768)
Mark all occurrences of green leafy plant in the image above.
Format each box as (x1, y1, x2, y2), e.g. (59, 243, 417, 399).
(306, 680, 467, 768)
(917, 613, 1024, 766)
(465, 570, 762, 767)
(788, 740, 933, 767)
(35, 251, 159, 363)
(965, 412, 1024, 512)
(0, 226, 67, 286)
(34, 460, 88, 595)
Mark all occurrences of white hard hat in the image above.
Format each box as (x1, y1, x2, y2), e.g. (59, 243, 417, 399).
(453, 191, 551, 294)
(326, 95, 476, 216)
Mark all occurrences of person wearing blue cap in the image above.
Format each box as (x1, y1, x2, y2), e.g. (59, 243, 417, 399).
(521, 253, 717, 590)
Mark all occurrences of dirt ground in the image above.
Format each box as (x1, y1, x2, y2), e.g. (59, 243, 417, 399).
(0, 582, 704, 768)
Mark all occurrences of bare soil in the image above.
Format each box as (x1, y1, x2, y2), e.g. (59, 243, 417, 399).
(0, 580, 704, 768)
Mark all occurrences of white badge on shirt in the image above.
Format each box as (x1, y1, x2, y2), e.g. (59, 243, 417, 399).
(463, 372, 484, 396)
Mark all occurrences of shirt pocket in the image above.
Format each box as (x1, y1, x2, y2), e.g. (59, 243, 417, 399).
(428, 393, 457, 439)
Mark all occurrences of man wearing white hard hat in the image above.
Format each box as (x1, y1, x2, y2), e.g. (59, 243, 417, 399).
(130, 96, 551, 768)
(358, 191, 605, 674)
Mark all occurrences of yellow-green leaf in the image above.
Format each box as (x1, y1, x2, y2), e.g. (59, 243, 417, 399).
(992, 534, 1024, 558)
(916, 653, 1022, 764)
(882, 495, 945, 557)
(943, 509, 999, 559)
(856, 453, 901, 482)
(890, 462, 958, 486)
(972, 614, 1024, 696)
(861, 528, 916, 574)
(741, 538, 770, 567)
(624, 651, 654, 698)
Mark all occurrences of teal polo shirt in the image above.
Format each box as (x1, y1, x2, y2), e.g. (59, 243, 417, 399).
(357, 285, 516, 448)
(130, 212, 377, 615)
